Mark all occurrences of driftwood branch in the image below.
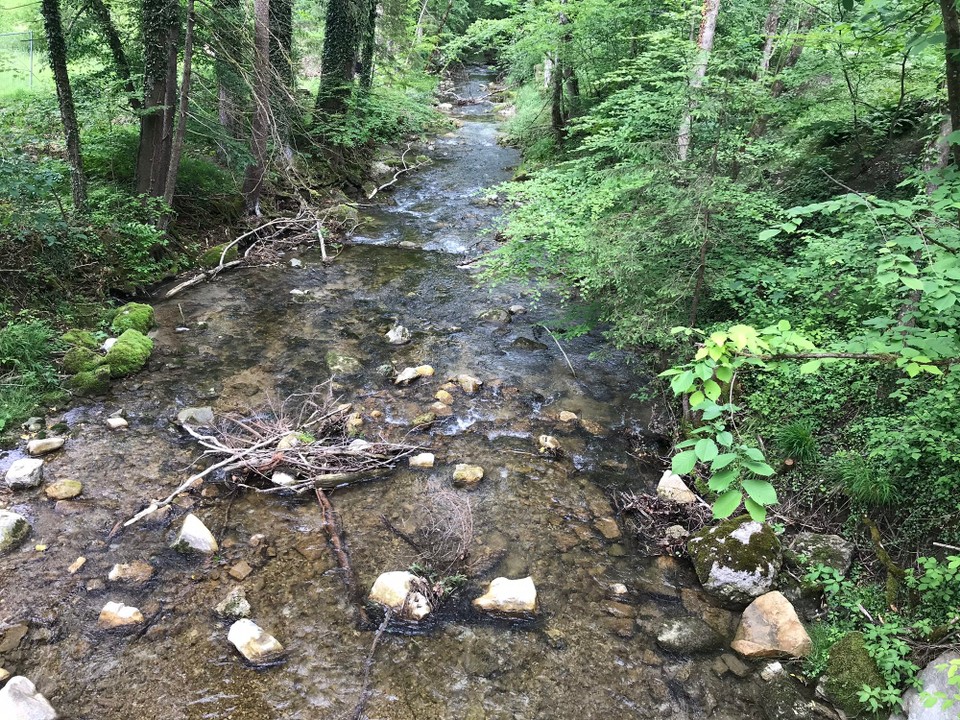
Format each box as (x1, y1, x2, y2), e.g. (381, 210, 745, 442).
(367, 144, 430, 200)
(541, 324, 577, 378)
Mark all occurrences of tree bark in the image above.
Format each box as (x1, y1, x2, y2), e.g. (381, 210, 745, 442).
(316, 0, 361, 115)
(758, 0, 782, 77)
(87, 0, 140, 110)
(770, 10, 814, 97)
(41, 0, 86, 211)
(678, 0, 721, 161)
(243, 0, 271, 214)
(359, 0, 377, 89)
(270, 0, 293, 87)
(940, 0, 960, 166)
(135, 0, 180, 197)
(160, 0, 195, 223)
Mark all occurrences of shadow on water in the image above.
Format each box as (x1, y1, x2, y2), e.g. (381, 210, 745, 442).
(0, 67, 771, 719)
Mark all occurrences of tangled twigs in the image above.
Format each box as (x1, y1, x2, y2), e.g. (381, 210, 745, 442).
(316, 487, 371, 628)
(349, 608, 394, 720)
(617, 491, 711, 556)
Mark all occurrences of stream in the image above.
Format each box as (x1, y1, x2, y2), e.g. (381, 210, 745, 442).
(0, 68, 776, 719)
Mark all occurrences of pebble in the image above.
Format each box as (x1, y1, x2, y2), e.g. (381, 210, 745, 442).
(68, 556, 86, 574)
(539, 435, 561, 454)
(171, 513, 219, 554)
(558, 411, 578, 422)
(455, 374, 482, 394)
(430, 401, 454, 417)
(472, 576, 538, 616)
(594, 518, 622, 541)
(229, 560, 253, 581)
(453, 464, 484, 487)
(108, 560, 154, 584)
(5, 458, 44, 489)
(44, 479, 83, 500)
(394, 365, 434, 385)
(216, 587, 251, 618)
(435, 389, 454, 405)
(0, 667, 8, 682)
(228, 619, 285, 664)
(105, 417, 128, 429)
(98, 601, 145, 629)
(26, 438, 64, 456)
(409, 453, 435, 469)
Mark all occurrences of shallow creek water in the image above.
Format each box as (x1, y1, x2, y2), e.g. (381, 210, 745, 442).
(0, 68, 773, 719)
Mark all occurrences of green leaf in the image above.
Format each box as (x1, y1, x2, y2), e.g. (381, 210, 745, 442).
(758, 228, 781, 242)
(671, 370, 695, 394)
(701, 404, 723, 420)
(703, 380, 721, 401)
(742, 477, 778, 505)
(715, 365, 733, 383)
(777, 320, 791, 331)
(711, 452, 737, 469)
(708, 468, 737, 491)
(744, 460, 776, 476)
(744, 497, 767, 522)
(672, 450, 698, 475)
(713, 490, 743, 519)
(695, 438, 718, 462)
(799, 359, 822, 374)
(689, 390, 705, 407)
(902, 276, 924, 290)
(744, 447, 765, 462)
(716, 431, 733, 448)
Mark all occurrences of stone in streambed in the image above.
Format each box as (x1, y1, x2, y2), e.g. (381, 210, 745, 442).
(454, 374, 482, 394)
(177, 406, 214, 426)
(5, 458, 44, 489)
(0, 676, 58, 720)
(656, 617, 724, 654)
(731, 591, 811, 659)
(394, 365, 434, 385)
(453, 464, 484, 487)
(409, 453, 435, 469)
(105, 417, 128, 430)
(368, 570, 432, 621)
(435, 389, 454, 405)
(657, 470, 697, 505)
(26, 438, 64, 456)
(171, 513, 218, 554)
(594, 517, 621, 541)
(98, 601, 144, 629)
(108, 560, 154, 584)
(558, 410, 578, 422)
(0, 511, 31, 554)
(430, 401, 453, 417)
(473, 576, 538, 617)
(228, 619, 285, 664)
(216, 587, 251, 619)
(386, 325, 411, 345)
(44, 480, 82, 500)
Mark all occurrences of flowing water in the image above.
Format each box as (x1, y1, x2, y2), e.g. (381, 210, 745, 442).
(0, 68, 775, 719)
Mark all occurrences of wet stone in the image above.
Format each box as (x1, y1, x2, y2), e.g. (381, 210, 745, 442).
(558, 410, 578, 422)
(176, 407, 215, 426)
(430, 401, 454, 417)
(105, 417, 128, 430)
(0, 676, 57, 720)
(603, 601, 637, 619)
(229, 560, 253, 581)
(0, 624, 28, 652)
(215, 587, 251, 619)
(5, 458, 44, 489)
(98, 601, 145, 629)
(606, 618, 636, 638)
(409, 453, 435, 469)
(172, 513, 219, 555)
(26, 438, 64, 456)
(594, 517, 622, 541)
(0, 510, 31, 553)
(453, 464, 484, 487)
(44, 479, 83, 500)
(108, 560, 155, 584)
(228, 619, 285, 665)
(67, 556, 86, 574)
(434, 389, 454, 405)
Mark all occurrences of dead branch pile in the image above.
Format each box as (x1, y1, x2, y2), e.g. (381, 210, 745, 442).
(187, 385, 421, 494)
(617, 491, 711, 556)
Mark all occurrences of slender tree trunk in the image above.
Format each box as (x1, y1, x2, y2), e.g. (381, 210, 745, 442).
(87, 0, 141, 110)
(359, 0, 377, 89)
(551, 54, 565, 141)
(270, 0, 293, 86)
(41, 0, 86, 211)
(135, 0, 180, 197)
(940, 0, 960, 166)
(213, 0, 243, 142)
(678, 0, 721, 161)
(758, 0, 782, 77)
(316, 0, 361, 115)
(426, 0, 454, 66)
(160, 0, 195, 224)
(770, 10, 814, 97)
(243, 0, 271, 214)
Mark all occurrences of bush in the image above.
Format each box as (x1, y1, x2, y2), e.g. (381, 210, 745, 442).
(0, 317, 61, 432)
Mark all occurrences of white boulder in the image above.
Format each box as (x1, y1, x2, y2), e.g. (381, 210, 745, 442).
(171, 513, 219, 554)
(228, 619, 285, 664)
(0, 676, 57, 720)
(5, 458, 44, 489)
(369, 571, 432, 621)
(472, 576, 538, 617)
(0, 510, 31, 554)
(657, 470, 697, 504)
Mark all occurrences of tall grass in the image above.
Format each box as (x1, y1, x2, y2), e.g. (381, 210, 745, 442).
(0, 317, 61, 431)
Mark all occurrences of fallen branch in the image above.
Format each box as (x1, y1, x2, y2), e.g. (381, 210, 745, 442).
(316, 486, 371, 628)
(541, 325, 577, 378)
(367, 144, 429, 200)
(349, 608, 393, 720)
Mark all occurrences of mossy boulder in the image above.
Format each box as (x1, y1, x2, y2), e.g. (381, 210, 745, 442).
(325, 350, 362, 375)
(68, 365, 112, 396)
(110, 302, 155, 334)
(327, 203, 359, 227)
(687, 515, 782, 606)
(63, 346, 103, 374)
(199, 242, 238, 269)
(61, 328, 99, 349)
(103, 329, 153, 377)
(824, 632, 885, 718)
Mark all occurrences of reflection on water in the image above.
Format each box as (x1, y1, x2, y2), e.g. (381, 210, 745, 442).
(0, 67, 769, 719)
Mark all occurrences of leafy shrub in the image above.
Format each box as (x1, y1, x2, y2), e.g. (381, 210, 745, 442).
(0, 317, 61, 432)
(775, 419, 819, 466)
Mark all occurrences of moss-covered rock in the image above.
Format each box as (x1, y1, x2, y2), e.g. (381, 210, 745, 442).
(68, 365, 112, 395)
(687, 515, 782, 606)
(327, 203, 360, 227)
(110, 302, 155, 334)
(63, 346, 103, 374)
(198, 242, 239, 268)
(61, 328, 99, 349)
(103, 329, 153, 377)
(824, 632, 885, 718)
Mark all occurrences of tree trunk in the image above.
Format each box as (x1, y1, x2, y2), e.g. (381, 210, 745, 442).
(270, 0, 293, 87)
(770, 10, 814, 97)
(551, 54, 565, 141)
(41, 0, 86, 211)
(243, 0, 271, 214)
(678, 0, 721, 161)
(87, 0, 140, 110)
(214, 0, 243, 141)
(758, 0, 782, 77)
(160, 0, 195, 224)
(135, 0, 180, 197)
(940, 0, 960, 166)
(359, 0, 377, 89)
(316, 0, 361, 115)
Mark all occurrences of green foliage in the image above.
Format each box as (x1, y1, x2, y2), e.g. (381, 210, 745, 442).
(102, 328, 153, 377)
(774, 419, 819, 466)
(0, 317, 61, 432)
(827, 452, 898, 506)
(109, 302, 155, 334)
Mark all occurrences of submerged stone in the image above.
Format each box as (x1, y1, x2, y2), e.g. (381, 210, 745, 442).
(6, 458, 44, 489)
(177, 406, 215, 426)
(453, 464, 484, 487)
(108, 560, 154, 584)
(473, 576, 538, 617)
(44, 479, 82, 500)
(27, 438, 64, 456)
(228, 619, 285, 664)
(386, 325, 411, 345)
(98, 601, 145, 629)
(0, 676, 58, 720)
(171, 513, 219, 555)
(325, 350, 363, 375)
(656, 617, 724, 654)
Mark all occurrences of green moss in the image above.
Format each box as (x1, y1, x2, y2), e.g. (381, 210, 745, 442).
(686, 515, 782, 603)
(327, 204, 360, 227)
(61, 329, 99, 348)
(110, 303, 155, 334)
(825, 632, 885, 718)
(198, 242, 238, 268)
(68, 365, 112, 395)
(63, 346, 103, 374)
(103, 329, 153, 377)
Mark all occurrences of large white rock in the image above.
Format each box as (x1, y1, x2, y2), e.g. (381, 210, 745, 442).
(394, 365, 434, 385)
(26, 438, 64, 457)
(0, 676, 58, 720)
(98, 601, 144, 629)
(5, 458, 44, 489)
(890, 650, 960, 720)
(171, 513, 219, 554)
(657, 470, 697, 504)
(731, 591, 812, 659)
(368, 571, 431, 621)
(227, 619, 285, 664)
(386, 325, 411, 345)
(0, 510, 31, 553)
(472, 576, 538, 617)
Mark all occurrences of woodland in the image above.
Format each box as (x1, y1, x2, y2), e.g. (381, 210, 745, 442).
(0, 0, 959, 715)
